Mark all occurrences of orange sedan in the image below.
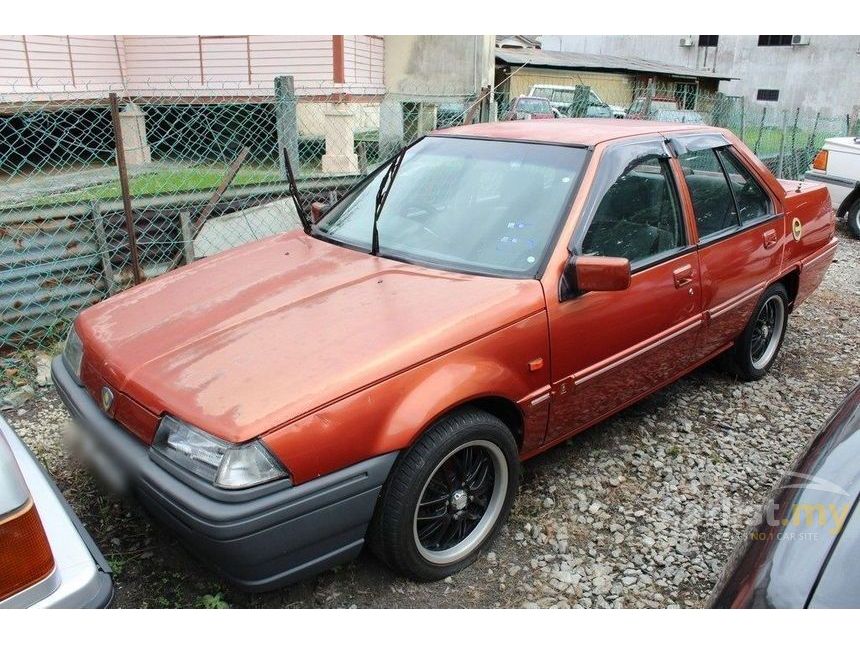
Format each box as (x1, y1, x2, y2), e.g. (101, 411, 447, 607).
(53, 119, 837, 590)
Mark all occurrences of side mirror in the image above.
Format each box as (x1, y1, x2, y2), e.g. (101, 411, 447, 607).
(560, 255, 631, 300)
(310, 201, 329, 224)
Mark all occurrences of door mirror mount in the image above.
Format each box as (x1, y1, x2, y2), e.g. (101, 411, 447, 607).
(560, 255, 631, 301)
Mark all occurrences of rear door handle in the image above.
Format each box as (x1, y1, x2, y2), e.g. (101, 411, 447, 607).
(673, 264, 694, 288)
(763, 229, 778, 249)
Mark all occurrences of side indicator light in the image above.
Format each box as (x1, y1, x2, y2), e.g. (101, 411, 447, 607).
(812, 149, 828, 171)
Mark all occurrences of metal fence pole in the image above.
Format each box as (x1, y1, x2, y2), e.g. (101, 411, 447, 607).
(788, 107, 801, 179)
(109, 92, 143, 285)
(90, 201, 116, 295)
(754, 106, 766, 156)
(806, 111, 821, 170)
(777, 109, 787, 178)
(275, 75, 299, 180)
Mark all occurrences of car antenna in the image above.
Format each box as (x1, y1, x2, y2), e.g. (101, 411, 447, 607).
(372, 147, 406, 256)
(282, 145, 312, 234)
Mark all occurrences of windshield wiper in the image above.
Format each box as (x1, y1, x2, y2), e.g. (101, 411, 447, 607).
(282, 145, 311, 235)
(371, 148, 406, 256)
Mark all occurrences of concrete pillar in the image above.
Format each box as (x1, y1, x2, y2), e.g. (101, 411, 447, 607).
(119, 103, 151, 165)
(274, 75, 299, 178)
(321, 103, 359, 174)
(379, 99, 404, 160)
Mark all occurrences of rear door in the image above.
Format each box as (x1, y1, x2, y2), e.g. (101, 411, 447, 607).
(671, 134, 785, 358)
(544, 138, 703, 443)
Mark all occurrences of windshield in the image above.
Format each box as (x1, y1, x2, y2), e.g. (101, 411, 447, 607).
(516, 98, 552, 114)
(650, 100, 678, 111)
(315, 136, 588, 277)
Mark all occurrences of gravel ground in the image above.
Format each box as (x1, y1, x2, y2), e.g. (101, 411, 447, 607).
(6, 224, 859, 609)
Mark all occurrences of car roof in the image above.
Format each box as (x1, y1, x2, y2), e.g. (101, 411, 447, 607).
(530, 84, 585, 90)
(436, 118, 714, 147)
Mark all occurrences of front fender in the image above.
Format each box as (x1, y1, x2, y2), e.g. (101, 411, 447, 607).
(264, 311, 550, 484)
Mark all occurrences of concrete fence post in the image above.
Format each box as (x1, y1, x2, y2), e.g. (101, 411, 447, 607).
(275, 75, 299, 179)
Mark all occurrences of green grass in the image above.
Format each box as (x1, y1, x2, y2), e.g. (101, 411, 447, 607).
(737, 122, 850, 159)
(21, 165, 283, 209)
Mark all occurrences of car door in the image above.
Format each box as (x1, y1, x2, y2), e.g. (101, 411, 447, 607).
(544, 138, 703, 444)
(671, 135, 785, 358)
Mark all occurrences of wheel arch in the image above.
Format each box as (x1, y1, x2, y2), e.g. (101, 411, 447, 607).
(836, 184, 860, 218)
(386, 393, 526, 458)
(776, 268, 800, 312)
(442, 396, 524, 448)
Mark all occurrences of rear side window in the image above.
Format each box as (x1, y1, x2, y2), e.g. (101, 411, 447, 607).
(678, 149, 739, 238)
(716, 149, 772, 224)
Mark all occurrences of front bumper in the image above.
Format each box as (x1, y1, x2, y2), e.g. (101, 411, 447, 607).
(52, 357, 398, 592)
(0, 415, 113, 608)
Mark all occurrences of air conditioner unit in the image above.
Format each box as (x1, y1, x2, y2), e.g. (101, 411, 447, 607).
(679, 37, 694, 47)
(792, 35, 810, 46)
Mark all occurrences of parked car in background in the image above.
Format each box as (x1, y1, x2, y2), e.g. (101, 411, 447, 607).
(53, 119, 836, 592)
(710, 381, 860, 608)
(533, 84, 625, 118)
(805, 136, 860, 238)
(627, 96, 702, 123)
(0, 415, 112, 608)
(502, 95, 556, 120)
(528, 84, 623, 119)
(651, 108, 705, 125)
(435, 102, 468, 130)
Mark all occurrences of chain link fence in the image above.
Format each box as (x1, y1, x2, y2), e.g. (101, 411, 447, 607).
(2, 73, 856, 355)
(0, 78, 479, 353)
(628, 80, 857, 180)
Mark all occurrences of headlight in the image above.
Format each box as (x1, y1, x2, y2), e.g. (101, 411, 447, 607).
(152, 416, 288, 490)
(63, 323, 84, 380)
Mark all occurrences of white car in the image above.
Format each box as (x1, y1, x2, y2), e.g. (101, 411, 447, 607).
(528, 84, 622, 119)
(0, 415, 113, 607)
(805, 136, 860, 238)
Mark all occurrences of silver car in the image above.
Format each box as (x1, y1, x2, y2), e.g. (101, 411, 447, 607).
(0, 414, 112, 608)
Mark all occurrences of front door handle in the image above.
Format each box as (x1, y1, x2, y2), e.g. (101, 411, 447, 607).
(763, 229, 778, 249)
(673, 264, 694, 288)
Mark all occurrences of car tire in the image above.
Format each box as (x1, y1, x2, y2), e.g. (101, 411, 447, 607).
(848, 198, 860, 239)
(368, 407, 520, 581)
(731, 282, 789, 381)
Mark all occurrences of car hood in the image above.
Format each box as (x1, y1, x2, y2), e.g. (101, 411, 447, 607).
(77, 232, 546, 443)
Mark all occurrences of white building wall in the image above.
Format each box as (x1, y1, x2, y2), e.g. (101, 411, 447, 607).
(0, 35, 385, 97)
(540, 35, 860, 117)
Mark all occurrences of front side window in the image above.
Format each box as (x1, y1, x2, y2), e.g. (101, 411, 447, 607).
(678, 148, 739, 239)
(580, 143, 686, 267)
(716, 149, 772, 224)
(316, 137, 588, 278)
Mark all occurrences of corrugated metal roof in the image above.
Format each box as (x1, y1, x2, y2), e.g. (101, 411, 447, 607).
(495, 48, 735, 80)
